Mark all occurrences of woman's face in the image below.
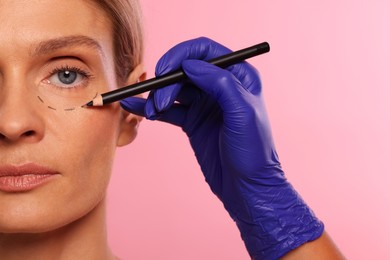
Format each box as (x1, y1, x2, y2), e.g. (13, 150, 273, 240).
(0, 0, 139, 232)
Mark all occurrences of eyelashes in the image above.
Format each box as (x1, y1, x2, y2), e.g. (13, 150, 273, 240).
(44, 65, 94, 90)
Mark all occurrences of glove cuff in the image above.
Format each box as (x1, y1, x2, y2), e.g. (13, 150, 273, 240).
(234, 182, 324, 260)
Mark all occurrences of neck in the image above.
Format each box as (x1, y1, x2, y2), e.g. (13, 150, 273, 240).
(0, 198, 117, 260)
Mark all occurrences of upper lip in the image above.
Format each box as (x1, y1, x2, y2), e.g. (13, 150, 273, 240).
(0, 163, 59, 177)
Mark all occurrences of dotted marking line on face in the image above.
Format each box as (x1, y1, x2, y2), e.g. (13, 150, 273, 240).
(37, 96, 44, 104)
(37, 92, 98, 112)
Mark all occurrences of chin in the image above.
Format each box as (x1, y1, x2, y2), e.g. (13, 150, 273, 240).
(0, 203, 83, 234)
(0, 214, 70, 234)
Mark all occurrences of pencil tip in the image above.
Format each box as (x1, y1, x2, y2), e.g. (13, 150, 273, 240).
(81, 101, 93, 108)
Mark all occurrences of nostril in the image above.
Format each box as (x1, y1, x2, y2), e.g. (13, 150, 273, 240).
(0, 130, 39, 142)
(24, 131, 35, 137)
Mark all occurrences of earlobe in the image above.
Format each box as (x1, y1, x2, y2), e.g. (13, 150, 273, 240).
(117, 111, 142, 147)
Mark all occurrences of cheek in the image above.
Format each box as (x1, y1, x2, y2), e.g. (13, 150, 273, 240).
(51, 105, 121, 157)
(53, 106, 120, 178)
(48, 106, 121, 216)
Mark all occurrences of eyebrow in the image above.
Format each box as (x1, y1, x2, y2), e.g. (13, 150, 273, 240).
(31, 35, 104, 57)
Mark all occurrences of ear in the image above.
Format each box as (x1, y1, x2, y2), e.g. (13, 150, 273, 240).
(116, 111, 142, 147)
(126, 63, 147, 86)
(117, 64, 147, 147)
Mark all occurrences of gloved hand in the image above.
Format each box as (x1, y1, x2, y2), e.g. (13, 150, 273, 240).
(120, 37, 324, 259)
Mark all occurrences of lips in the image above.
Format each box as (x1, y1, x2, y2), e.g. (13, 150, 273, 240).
(0, 163, 59, 192)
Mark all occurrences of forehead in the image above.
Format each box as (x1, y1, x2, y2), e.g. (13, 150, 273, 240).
(0, 0, 113, 55)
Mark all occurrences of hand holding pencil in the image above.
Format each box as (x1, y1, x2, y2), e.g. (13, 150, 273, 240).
(120, 37, 324, 259)
(84, 40, 269, 107)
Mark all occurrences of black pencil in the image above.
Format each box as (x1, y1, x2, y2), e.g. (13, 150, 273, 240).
(84, 42, 270, 107)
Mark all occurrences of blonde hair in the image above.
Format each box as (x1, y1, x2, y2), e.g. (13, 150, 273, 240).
(93, 0, 144, 83)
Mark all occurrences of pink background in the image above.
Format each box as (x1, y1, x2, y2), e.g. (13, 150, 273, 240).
(107, 1, 390, 259)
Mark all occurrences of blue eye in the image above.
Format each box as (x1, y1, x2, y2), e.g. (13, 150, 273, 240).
(58, 70, 77, 85)
(47, 66, 92, 89)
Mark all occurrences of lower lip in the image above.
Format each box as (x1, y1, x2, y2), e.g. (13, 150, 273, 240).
(0, 174, 57, 192)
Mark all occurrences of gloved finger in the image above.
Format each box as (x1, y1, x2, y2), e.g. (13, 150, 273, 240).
(120, 96, 187, 127)
(155, 37, 232, 77)
(153, 103, 187, 127)
(152, 81, 201, 114)
(227, 62, 262, 95)
(153, 63, 261, 113)
(182, 59, 248, 112)
(156, 37, 261, 95)
(174, 83, 202, 106)
(120, 96, 147, 117)
(153, 37, 230, 111)
(153, 83, 183, 112)
(145, 91, 159, 120)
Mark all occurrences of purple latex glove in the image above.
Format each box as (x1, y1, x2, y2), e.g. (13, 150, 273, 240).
(120, 37, 324, 259)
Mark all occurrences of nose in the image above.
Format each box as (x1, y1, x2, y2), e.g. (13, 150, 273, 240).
(0, 85, 45, 143)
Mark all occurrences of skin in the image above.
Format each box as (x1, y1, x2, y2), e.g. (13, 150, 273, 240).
(282, 232, 345, 259)
(0, 0, 142, 259)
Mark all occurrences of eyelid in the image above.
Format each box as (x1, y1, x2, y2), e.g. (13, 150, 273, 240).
(48, 55, 89, 66)
(47, 55, 95, 71)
